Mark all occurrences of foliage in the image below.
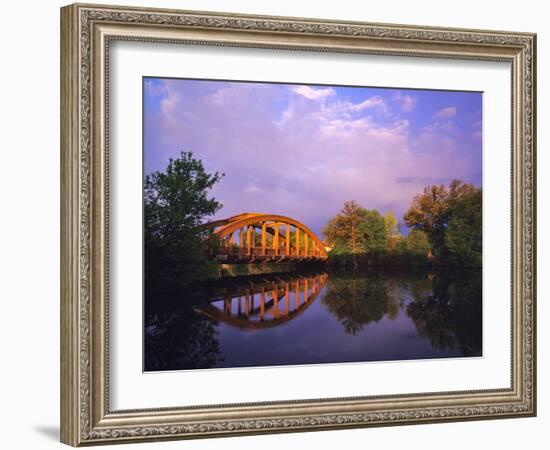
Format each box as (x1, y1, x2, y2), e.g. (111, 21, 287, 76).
(323, 201, 387, 254)
(446, 188, 482, 267)
(405, 229, 432, 255)
(403, 184, 449, 254)
(383, 212, 402, 251)
(357, 209, 388, 252)
(322, 200, 366, 253)
(383, 212, 400, 237)
(144, 151, 224, 284)
(404, 179, 481, 266)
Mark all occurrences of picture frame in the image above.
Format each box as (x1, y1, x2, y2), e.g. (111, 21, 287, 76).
(60, 2, 537, 446)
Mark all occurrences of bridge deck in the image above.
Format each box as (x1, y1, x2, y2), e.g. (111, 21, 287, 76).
(216, 247, 327, 263)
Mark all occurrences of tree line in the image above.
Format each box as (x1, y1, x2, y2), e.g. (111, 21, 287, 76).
(322, 179, 481, 268)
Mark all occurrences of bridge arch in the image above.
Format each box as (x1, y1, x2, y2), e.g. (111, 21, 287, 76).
(204, 213, 328, 262)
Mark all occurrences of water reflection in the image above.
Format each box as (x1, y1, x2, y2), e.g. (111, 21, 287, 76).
(144, 269, 482, 371)
(406, 270, 482, 356)
(321, 277, 393, 335)
(198, 273, 328, 329)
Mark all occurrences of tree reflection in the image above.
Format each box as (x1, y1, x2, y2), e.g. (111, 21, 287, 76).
(406, 269, 482, 356)
(144, 280, 223, 371)
(321, 276, 391, 335)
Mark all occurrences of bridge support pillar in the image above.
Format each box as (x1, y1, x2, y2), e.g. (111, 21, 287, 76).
(246, 226, 252, 255)
(261, 223, 267, 255)
(272, 284, 278, 318)
(274, 222, 279, 255)
(286, 223, 290, 256)
(260, 288, 265, 321)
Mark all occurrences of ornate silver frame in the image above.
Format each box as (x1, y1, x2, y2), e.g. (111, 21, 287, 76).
(60, 3, 536, 446)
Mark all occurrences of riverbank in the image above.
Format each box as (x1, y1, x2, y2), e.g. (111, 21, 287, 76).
(216, 260, 327, 278)
(212, 251, 479, 279)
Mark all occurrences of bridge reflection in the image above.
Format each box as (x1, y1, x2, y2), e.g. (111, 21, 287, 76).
(197, 272, 328, 329)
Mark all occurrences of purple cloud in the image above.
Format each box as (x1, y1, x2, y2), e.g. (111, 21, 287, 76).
(144, 79, 482, 236)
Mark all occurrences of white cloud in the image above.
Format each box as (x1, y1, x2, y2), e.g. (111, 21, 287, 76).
(434, 106, 457, 119)
(352, 96, 387, 112)
(396, 93, 416, 112)
(401, 95, 416, 112)
(244, 183, 259, 193)
(292, 85, 335, 100)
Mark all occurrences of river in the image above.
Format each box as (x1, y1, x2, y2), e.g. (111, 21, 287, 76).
(144, 268, 482, 371)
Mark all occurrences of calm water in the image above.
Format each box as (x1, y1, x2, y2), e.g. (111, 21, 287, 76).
(144, 269, 482, 371)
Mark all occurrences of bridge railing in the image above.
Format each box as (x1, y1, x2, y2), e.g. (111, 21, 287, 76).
(216, 246, 325, 259)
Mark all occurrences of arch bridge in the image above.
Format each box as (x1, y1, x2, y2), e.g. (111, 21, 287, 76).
(204, 213, 328, 263)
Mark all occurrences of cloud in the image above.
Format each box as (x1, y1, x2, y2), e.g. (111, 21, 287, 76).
(434, 106, 457, 120)
(352, 96, 387, 112)
(292, 85, 335, 100)
(471, 130, 482, 140)
(321, 96, 388, 118)
(244, 183, 259, 193)
(144, 79, 481, 236)
(393, 92, 416, 113)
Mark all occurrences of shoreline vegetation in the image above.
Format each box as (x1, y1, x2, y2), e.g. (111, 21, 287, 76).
(145, 151, 482, 287)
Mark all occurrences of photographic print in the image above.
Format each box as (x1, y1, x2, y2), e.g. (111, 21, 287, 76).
(143, 77, 483, 372)
(61, 6, 536, 444)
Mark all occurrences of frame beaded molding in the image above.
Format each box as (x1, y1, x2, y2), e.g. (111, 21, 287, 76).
(61, 3, 536, 446)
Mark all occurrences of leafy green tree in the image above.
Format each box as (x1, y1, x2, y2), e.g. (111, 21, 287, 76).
(357, 209, 387, 252)
(323, 201, 387, 254)
(406, 229, 432, 255)
(446, 189, 482, 266)
(384, 212, 402, 251)
(144, 151, 224, 284)
(403, 184, 448, 255)
(383, 212, 399, 236)
(404, 179, 481, 265)
(323, 200, 368, 253)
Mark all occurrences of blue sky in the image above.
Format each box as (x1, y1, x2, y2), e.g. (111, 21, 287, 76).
(144, 77, 482, 236)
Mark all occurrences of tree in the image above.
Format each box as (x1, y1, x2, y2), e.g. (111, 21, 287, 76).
(357, 209, 388, 252)
(323, 201, 387, 254)
(383, 212, 401, 251)
(446, 189, 482, 266)
(384, 212, 399, 237)
(404, 179, 481, 263)
(323, 200, 367, 253)
(144, 151, 224, 283)
(405, 229, 431, 255)
(403, 184, 448, 255)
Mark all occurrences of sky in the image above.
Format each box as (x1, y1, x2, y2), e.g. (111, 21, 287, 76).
(143, 77, 482, 236)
